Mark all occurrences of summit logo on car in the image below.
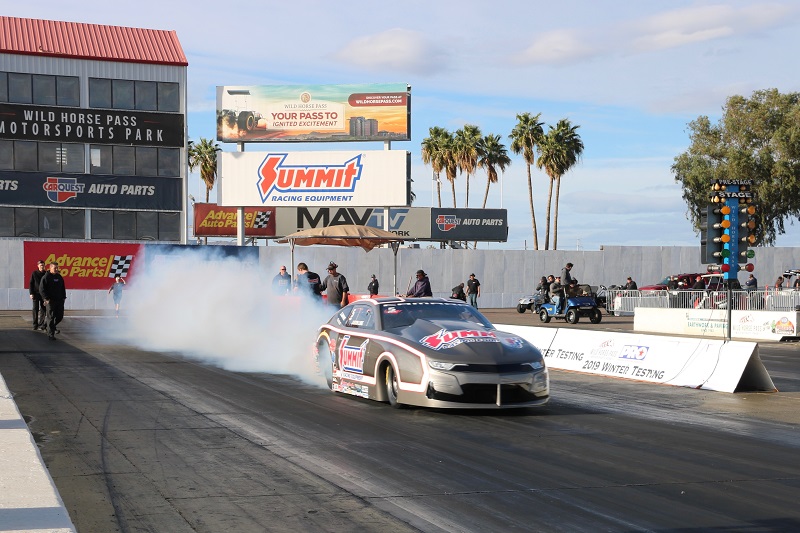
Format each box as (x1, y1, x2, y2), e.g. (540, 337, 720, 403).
(257, 153, 363, 202)
(420, 329, 498, 351)
(338, 336, 367, 373)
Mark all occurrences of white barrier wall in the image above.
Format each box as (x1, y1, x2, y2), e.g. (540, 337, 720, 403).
(496, 324, 776, 393)
(634, 309, 799, 341)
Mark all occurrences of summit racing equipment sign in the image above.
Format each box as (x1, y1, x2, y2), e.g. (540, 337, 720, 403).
(216, 83, 410, 143)
(218, 150, 409, 207)
(24, 241, 143, 290)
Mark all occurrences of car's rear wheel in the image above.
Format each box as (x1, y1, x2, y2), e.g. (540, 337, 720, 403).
(386, 364, 403, 408)
(589, 309, 602, 324)
(566, 309, 579, 324)
(318, 342, 333, 389)
(539, 309, 551, 323)
(517, 303, 527, 313)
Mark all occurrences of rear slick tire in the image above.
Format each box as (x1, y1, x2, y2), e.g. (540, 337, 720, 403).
(386, 364, 403, 408)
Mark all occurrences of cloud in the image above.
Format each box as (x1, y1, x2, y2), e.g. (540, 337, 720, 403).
(332, 28, 448, 75)
(514, 29, 599, 65)
(631, 3, 799, 52)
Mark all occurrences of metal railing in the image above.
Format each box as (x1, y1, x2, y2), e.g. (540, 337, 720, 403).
(606, 289, 800, 314)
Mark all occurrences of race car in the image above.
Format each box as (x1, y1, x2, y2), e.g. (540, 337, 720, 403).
(313, 297, 549, 409)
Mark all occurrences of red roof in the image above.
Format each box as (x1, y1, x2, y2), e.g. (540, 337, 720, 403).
(0, 16, 187, 66)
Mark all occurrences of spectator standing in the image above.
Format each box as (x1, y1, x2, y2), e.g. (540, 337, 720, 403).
(272, 266, 292, 295)
(28, 259, 47, 331)
(775, 276, 785, 290)
(107, 276, 126, 317)
(624, 277, 638, 291)
(794, 277, 800, 290)
(561, 262, 574, 286)
(39, 262, 67, 341)
(549, 276, 564, 312)
(320, 262, 350, 309)
(451, 282, 467, 301)
(367, 274, 380, 297)
(466, 273, 481, 308)
(295, 262, 322, 300)
(691, 275, 706, 290)
(407, 269, 433, 297)
(745, 274, 758, 291)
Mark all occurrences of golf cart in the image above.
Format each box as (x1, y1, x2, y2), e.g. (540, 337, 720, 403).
(517, 293, 545, 313)
(538, 283, 603, 324)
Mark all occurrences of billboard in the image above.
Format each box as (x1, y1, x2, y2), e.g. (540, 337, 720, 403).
(193, 203, 276, 237)
(0, 103, 184, 147)
(430, 208, 508, 241)
(275, 207, 431, 238)
(24, 241, 143, 290)
(0, 171, 182, 210)
(218, 150, 410, 207)
(215, 83, 410, 143)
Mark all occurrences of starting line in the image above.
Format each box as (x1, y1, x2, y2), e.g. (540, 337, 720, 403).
(495, 324, 776, 393)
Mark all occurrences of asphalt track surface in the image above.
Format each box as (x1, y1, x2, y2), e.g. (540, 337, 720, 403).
(1, 309, 799, 533)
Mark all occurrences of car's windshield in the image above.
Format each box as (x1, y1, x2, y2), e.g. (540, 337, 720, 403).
(380, 301, 493, 330)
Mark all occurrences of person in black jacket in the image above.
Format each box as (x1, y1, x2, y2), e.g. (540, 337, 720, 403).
(451, 282, 467, 301)
(367, 274, 380, 297)
(39, 262, 67, 340)
(28, 259, 48, 331)
(407, 270, 433, 297)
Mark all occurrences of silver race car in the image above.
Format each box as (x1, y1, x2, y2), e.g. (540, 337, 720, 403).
(314, 297, 549, 409)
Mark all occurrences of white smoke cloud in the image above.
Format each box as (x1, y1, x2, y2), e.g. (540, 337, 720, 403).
(94, 248, 333, 388)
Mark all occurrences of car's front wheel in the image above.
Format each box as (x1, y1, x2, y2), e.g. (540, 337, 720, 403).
(386, 364, 403, 408)
(539, 309, 551, 323)
(589, 309, 602, 324)
(517, 303, 528, 314)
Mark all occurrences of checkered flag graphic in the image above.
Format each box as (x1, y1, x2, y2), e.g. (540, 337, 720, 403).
(108, 255, 134, 278)
(253, 211, 271, 229)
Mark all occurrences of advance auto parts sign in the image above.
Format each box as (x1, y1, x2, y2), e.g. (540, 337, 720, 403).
(193, 203, 276, 237)
(24, 242, 143, 290)
(0, 171, 181, 210)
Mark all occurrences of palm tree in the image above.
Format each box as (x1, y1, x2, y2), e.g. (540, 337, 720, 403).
(440, 130, 459, 207)
(421, 126, 450, 207)
(188, 137, 221, 202)
(509, 113, 545, 249)
(477, 134, 511, 208)
(536, 119, 584, 250)
(454, 124, 482, 208)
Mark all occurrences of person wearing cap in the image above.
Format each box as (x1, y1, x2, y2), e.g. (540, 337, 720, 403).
(28, 259, 48, 331)
(691, 275, 706, 291)
(466, 273, 481, 308)
(407, 269, 432, 297)
(271, 265, 292, 296)
(367, 274, 379, 297)
(320, 261, 350, 309)
(623, 277, 638, 291)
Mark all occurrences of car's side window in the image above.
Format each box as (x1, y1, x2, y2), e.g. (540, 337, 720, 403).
(345, 305, 374, 330)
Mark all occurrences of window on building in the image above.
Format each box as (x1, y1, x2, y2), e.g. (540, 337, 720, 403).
(158, 212, 180, 241)
(0, 207, 13, 236)
(91, 210, 114, 239)
(113, 146, 135, 175)
(32, 75, 56, 105)
(113, 211, 137, 240)
(0, 141, 12, 170)
(8, 73, 32, 104)
(39, 143, 86, 173)
(90, 145, 112, 174)
(158, 82, 180, 112)
(112, 79, 135, 110)
(158, 148, 180, 177)
(136, 211, 159, 240)
(56, 77, 80, 107)
(39, 208, 63, 238)
(135, 81, 157, 111)
(137, 147, 158, 176)
(88, 78, 111, 108)
(14, 207, 38, 237)
(0, 72, 7, 102)
(14, 141, 38, 171)
(62, 209, 85, 239)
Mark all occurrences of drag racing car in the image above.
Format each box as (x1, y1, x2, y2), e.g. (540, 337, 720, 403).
(313, 297, 549, 409)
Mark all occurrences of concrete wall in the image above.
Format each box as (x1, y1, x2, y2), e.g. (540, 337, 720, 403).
(3, 239, 800, 310)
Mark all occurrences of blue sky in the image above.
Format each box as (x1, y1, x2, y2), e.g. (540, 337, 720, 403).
(8, 1, 800, 249)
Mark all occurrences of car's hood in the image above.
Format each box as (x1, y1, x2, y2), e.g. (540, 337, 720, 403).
(398, 319, 543, 365)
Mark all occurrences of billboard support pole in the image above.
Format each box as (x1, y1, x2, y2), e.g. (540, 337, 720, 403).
(237, 142, 246, 246)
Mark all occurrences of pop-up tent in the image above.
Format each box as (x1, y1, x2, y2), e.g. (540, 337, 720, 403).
(276, 225, 405, 294)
